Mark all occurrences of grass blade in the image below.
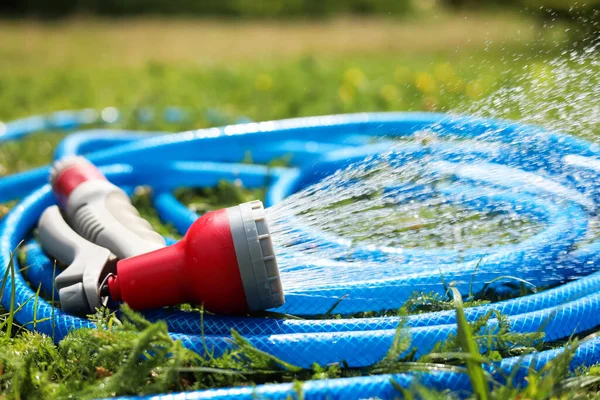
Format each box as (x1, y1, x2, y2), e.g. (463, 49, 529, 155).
(450, 287, 490, 400)
(51, 260, 57, 340)
(4, 250, 18, 339)
(324, 294, 348, 316)
(33, 283, 41, 330)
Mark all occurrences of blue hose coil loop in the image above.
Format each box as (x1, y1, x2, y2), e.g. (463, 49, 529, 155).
(3, 110, 600, 398)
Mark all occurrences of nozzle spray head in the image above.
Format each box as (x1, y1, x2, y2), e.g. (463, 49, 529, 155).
(107, 200, 284, 314)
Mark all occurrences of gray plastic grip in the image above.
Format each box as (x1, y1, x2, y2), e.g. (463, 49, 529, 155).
(37, 206, 115, 313)
(65, 179, 166, 260)
(51, 156, 166, 260)
(227, 200, 284, 311)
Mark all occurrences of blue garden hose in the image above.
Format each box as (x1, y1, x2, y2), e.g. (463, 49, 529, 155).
(3, 110, 600, 398)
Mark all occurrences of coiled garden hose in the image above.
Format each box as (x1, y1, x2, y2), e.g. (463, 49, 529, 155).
(3, 110, 600, 398)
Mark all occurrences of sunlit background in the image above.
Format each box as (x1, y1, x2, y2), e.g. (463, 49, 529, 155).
(0, 1, 596, 183)
(1, 1, 600, 398)
(0, 1, 598, 121)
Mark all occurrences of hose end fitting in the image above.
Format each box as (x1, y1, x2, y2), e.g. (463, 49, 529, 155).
(106, 275, 121, 301)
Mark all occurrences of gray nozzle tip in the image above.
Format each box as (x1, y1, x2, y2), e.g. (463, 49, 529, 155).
(227, 200, 285, 311)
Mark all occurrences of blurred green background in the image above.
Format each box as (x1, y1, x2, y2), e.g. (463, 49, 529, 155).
(0, 0, 597, 171)
(0, 2, 599, 398)
(1, 0, 599, 19)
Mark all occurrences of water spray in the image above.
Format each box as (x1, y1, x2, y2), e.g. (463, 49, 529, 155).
(43, 156, 284, 314)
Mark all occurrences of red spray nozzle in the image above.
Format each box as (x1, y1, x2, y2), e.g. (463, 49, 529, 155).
(48, 157, 283, 314)
(107, 200, 284, 314)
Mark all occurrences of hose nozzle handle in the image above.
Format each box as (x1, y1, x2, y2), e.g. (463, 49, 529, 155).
(38, 206, 116, 314)
(51, 156, 166, 260)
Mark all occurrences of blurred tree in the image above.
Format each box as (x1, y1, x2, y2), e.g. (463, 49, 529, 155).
(0, 0, 597, 39)
(444, 0, 599, 37)
(444, 0, 519, 7)
(1, 0, 412, 18)
(525, 0, 599, 38)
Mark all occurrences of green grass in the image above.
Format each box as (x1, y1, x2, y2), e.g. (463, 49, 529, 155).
(0, 282, 585, 399)
(0, 12, 598, 400)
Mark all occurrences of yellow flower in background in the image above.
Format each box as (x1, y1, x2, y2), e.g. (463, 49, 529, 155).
(395, 66, 411, 84)
(466, 79, 485, 100)
(255, 73, 273, 91)
(380, 84, 399, 103)
(343, 67, 366, 88)
(415, 72, 437, 94)
(338, 83, 355, 103)
(433, 62, 455, 83)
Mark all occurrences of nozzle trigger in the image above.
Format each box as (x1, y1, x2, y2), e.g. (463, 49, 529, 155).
(37, 206, 116, 314)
